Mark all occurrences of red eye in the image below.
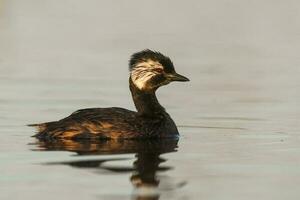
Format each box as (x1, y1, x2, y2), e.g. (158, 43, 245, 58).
(153, 68, 163, 73)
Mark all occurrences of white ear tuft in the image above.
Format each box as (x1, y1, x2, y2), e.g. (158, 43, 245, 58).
(131, 69, 156, 90)
(130, 60, 163, 90)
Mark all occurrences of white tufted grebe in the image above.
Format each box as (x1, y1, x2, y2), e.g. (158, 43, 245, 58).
(29, 49, 189, 139)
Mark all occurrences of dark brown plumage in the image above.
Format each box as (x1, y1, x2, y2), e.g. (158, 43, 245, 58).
(29, 49, 189, 140)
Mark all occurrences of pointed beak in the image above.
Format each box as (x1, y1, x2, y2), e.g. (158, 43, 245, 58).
(167, 72, 190, 82)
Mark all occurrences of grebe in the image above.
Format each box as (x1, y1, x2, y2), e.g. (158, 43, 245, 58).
(30, 49, 189, 139)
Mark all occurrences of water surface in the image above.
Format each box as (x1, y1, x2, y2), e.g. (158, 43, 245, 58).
(1, 0, 300, 199)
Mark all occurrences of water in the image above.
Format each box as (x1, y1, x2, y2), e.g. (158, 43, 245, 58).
(1, 0, 300, 199)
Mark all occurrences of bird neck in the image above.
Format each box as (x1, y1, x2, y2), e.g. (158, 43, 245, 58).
(129, 78, 166, 117)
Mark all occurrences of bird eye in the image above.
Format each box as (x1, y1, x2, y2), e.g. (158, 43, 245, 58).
(153, 68, 163, 73)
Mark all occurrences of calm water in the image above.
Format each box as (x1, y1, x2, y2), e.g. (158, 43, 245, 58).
(1, 0, 300, 199)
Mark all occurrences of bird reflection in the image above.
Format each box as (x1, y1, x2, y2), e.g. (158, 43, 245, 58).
(32, 139, 180, 199)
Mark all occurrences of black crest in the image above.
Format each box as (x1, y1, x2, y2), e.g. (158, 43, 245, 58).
(129, 49, 175, 73)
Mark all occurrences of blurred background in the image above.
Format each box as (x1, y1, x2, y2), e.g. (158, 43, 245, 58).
(0, 0, 299, 128)
(0, 0, 300, 200)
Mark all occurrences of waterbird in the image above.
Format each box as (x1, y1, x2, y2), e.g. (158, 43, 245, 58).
(29, 49, 189, 139)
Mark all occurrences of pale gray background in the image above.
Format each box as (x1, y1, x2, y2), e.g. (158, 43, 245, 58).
(0, 1, 300, 200)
